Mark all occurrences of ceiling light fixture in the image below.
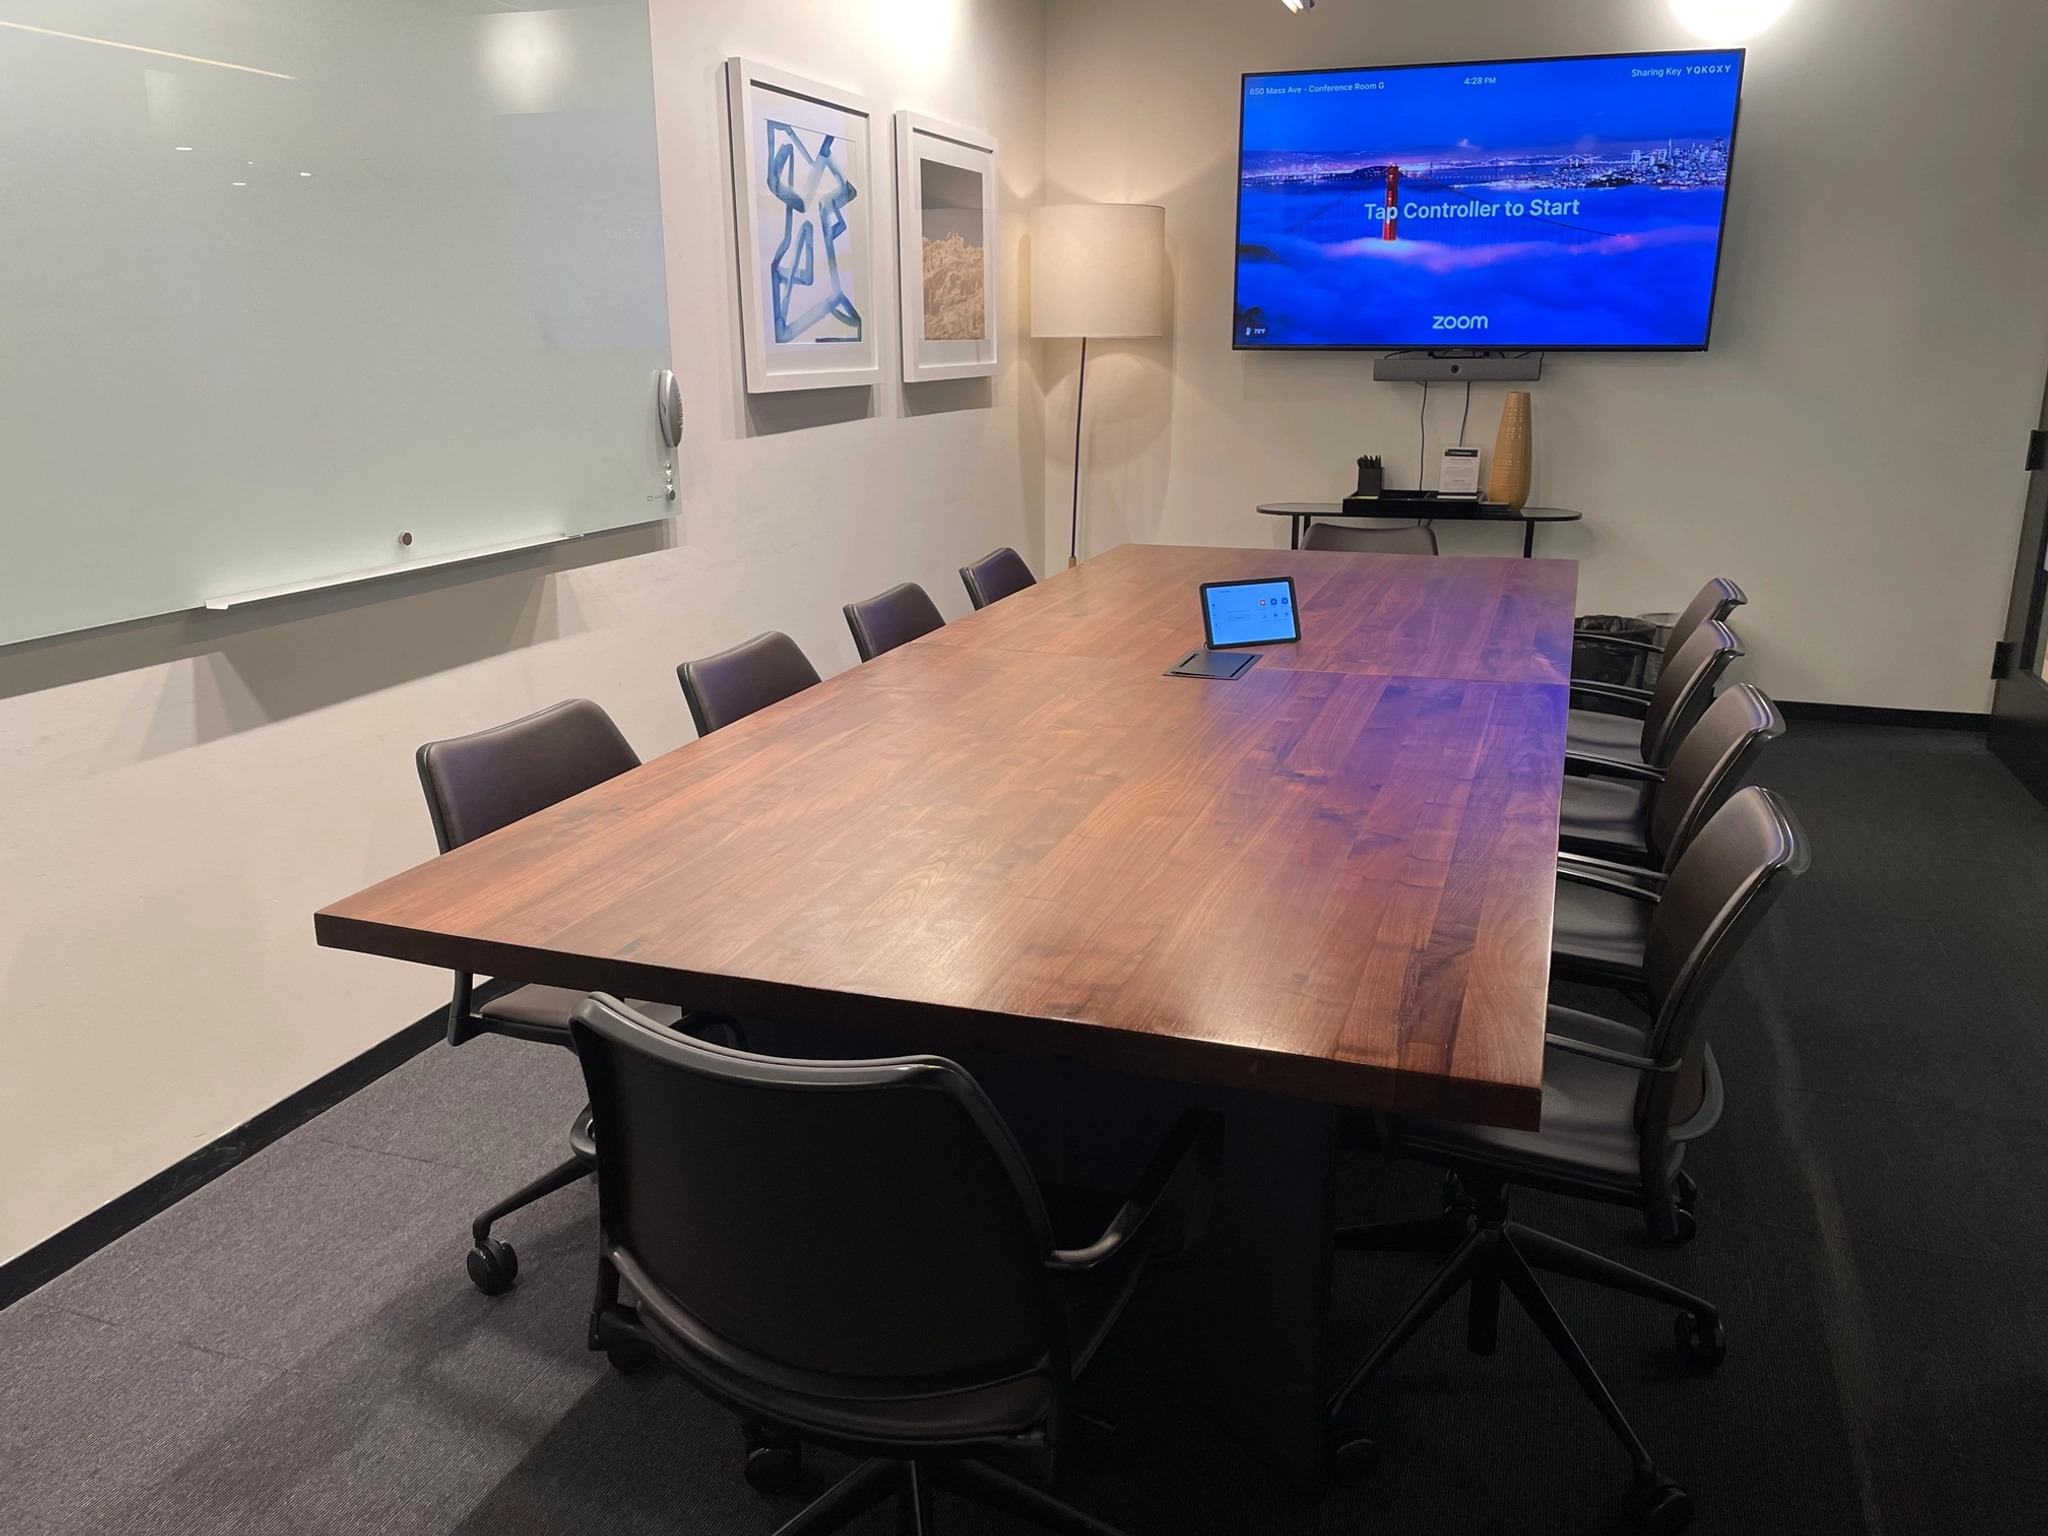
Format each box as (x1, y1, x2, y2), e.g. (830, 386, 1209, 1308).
(1670, 0, 1792, 43)
(1282, 0, 1314, 12)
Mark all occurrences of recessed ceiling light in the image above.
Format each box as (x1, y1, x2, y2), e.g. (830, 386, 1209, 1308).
(1670, 0, 1792, 42)
(175, 145, 193, 152)
(1282, 0, 1313, 11)
(300, 170, 311, 177)
(232, 181, 246, 187)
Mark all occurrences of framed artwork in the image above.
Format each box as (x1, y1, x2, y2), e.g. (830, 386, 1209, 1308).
(725, 58, 882, 393)
(893, 113, 998, 383)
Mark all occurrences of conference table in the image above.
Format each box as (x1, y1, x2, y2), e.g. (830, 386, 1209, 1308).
(316, 541, 1576, 1494)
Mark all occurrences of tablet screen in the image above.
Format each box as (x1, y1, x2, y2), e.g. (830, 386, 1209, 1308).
(1202, 578, 1300, 649)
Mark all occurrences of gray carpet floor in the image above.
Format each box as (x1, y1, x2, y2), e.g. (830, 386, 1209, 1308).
(3, 722, 2043, 1535)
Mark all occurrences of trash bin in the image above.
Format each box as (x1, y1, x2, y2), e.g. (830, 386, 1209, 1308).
(1636, 612, 1679, 688)
(1572, 615, 1659, 691)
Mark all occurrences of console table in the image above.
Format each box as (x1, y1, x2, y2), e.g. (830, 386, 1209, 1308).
(1258, 500, 1582, 558)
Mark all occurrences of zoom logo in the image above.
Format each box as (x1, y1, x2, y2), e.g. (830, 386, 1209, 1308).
(1432, 314, 1490, 331)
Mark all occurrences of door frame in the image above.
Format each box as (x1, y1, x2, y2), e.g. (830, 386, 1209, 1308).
(1989, 376, 2048, 804)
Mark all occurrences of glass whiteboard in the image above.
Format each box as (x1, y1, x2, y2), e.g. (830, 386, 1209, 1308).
(0, 0, 672, 646)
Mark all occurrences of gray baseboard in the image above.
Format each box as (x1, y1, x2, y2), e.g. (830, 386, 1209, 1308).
(1778, 701, 1990, 731)
(0, 1008, 445, 1311)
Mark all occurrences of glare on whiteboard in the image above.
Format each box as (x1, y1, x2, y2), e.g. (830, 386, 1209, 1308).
(481, 11, 571, 112)
(1670, 0, 1793, 42)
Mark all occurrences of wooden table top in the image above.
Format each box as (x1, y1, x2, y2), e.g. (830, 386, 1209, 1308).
(316, 544, 1576, 1129)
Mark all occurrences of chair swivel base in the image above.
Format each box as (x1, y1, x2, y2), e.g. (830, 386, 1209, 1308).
(1327, 1179, 1721, 1535)
(466, 1105, 597, 1295)
(770, 1455, 1126, 1536)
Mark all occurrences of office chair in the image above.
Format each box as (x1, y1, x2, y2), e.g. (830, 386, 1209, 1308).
(1551, 685, 1785, 996)
(570, 993, 1224, 1536)
(960, 547, 1037, 610)
(1560, 681, 1784, 870)
(845, 582, 947, 662)
(1329, 788, 1808, 1534)
(1301, 521, 1438, 555)
(1571, 577, 1746, 694)
(677, 631, 821, 736)
(1566, 618, 1742, 772)
(417, 700, 735, 1295)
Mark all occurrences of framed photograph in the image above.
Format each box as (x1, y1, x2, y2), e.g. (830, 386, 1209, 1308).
(725, 58, 882, 393)
(893, 113, 997, 383)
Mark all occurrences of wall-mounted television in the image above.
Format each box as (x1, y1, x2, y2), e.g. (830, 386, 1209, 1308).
(1233, 49, 1745, 352)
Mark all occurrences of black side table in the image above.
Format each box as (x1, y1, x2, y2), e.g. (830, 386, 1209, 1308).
(1257, 501, 1582, 558)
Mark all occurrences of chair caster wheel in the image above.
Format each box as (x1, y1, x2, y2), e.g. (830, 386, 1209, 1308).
(744, 1442, 802, 1494)
(1328, 1433, 1380, 1486)
(1624, 1474, 1692, 1534)
(605, 1340, 657, 1374)
(1655, 1206, 1698, 1249)
(1674, 1311, 1726, 1370)
(1442, 1172, 1474, 1217)
(466, 1238, 517, 1295)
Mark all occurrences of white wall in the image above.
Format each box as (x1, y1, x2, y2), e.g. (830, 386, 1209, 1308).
(0, 0, 1046, 1267)
(1041, 0, 2048, 711)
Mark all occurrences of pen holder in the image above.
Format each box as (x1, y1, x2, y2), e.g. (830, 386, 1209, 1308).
(1354, 455, 1384, 498)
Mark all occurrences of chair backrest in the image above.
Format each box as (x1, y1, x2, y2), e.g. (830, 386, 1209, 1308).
(1638, 618, 1742, 768)
(415, 699, 639, 854)
(1646, 684, 1785, 870)
(1640, 786, 1807, 1137)
(677, 631, 821, 736)
(1301, 521, 1439, 556)
(844, 582, 946, 662)
(571, 994, 1062, 1393)
(959, 547, 1036, 610)
(1663, 577, 1747, 662)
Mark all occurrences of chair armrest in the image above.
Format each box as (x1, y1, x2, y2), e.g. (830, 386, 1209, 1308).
(1573, 633, 1662, 656)
(1555, 863, 1663, 902)
(1544, 1030, 1681, 1075)
(1569, 681, 1652, 715)
(1048, 1109, 1224, 1274)
(1577, 680, 1655, 702)
(1558, 851, 1668, 885)
(1563, 750, 1664, 783)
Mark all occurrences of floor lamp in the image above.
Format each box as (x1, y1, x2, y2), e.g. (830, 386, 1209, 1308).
(1029, 204, 1166, 568)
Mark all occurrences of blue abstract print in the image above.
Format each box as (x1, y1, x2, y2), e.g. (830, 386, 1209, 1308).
(765, 121, 862, 345)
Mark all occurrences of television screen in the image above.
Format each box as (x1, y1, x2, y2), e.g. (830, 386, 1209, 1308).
(1234, 50, 1745, 351)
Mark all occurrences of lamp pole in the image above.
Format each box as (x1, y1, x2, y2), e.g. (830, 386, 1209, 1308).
(1068, 336, 1089, 568)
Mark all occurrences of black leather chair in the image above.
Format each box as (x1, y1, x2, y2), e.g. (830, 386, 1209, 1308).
(571, 993, 1223, 1536)
(1567, 618, 1742, 771)
(959, 547, 1037, 610)
(845, 582, 947, 661)
(1330, 788, 1809, 1534)
(678, 631, 821, 735)
(1552, 685, 1786, 995)
(1571, 577, 1745, 692)
(417, 700, 730, 1294)
(1560, 683, 1784, 869)
(1302, 521, 1438, 555)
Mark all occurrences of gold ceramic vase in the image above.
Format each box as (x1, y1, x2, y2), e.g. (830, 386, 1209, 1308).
(1488, 391, 1533, 510)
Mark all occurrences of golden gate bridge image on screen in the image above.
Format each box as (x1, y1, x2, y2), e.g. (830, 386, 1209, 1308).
(1282, 164, 1616, 247)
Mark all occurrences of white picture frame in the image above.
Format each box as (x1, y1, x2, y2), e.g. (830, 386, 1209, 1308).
(893, 113, 998, 383)
(725, 58, 882, 393)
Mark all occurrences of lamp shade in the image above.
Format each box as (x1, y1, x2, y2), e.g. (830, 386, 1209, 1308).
(1029, 203, 1165, 339)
